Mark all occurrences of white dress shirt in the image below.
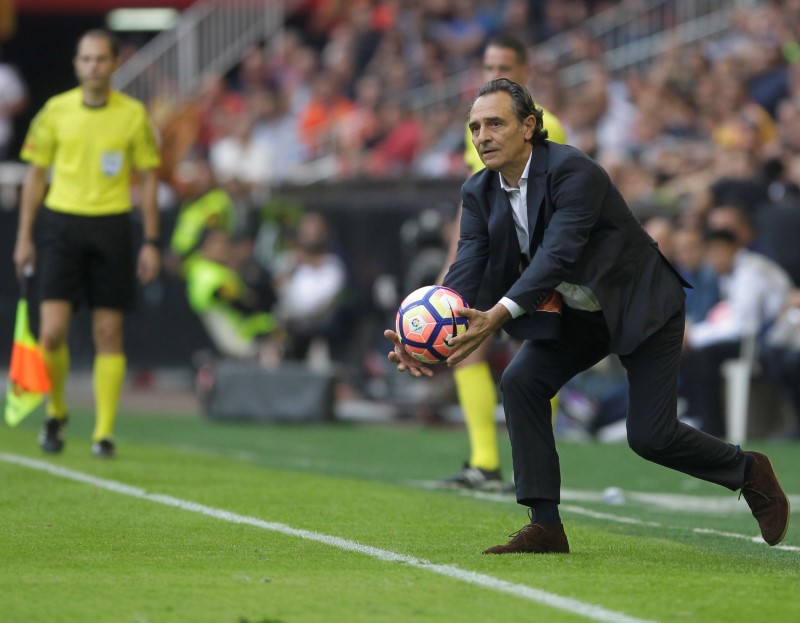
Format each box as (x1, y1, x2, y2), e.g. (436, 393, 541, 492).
(497, 153, 601, 318)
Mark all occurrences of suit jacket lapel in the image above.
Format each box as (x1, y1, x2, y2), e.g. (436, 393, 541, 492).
(526, 144, 548, 252)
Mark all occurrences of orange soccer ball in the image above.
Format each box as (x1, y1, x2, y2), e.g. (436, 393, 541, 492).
(395, 285, 469, 364)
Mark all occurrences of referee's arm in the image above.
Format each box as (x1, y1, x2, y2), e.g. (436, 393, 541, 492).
(136, 167, 160, 285)
(13, 164, 48, 279)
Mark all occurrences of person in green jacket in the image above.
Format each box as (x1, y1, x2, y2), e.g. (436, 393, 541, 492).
(185, 228, 278, 360)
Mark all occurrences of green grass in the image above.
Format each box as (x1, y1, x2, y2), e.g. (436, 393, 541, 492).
(1, 408, 798, 623)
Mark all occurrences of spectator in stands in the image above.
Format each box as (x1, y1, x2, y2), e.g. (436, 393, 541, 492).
(0, 46, 27, 161)
(776, 77, 800, 153)
(705, 204, 759, 251)
(710, 77, 778, 155)
(169, 155, 236, 274)
(336, 74, 382, 174)
(298, 72, 356, 159)
(671, 225, 719, 324)
(707, 150, 770, 216)
(249, 86, 305, 183)
(234, 44, 271, 95)
(642, 215, 675, 258)
(274, 212, 347, 363)
(430, 0, 490, 72)
(753, 179, 800, 286)
(498, 0, 536, 45)
(209, 114, 274, 198)
(412, 103, 468, 178)
(760, 289, 800, 437)
(270, 37, 318, 116)
(184, 228, 278, 362)
(365, 99, 424, 176)
(682, 229, 793, 435)
(194, 73, 247, 154)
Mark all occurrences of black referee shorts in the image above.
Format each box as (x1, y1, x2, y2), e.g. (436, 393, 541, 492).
(38, 208, 136, 311)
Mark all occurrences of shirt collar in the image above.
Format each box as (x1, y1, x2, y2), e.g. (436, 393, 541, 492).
(499, 152, 532, 192)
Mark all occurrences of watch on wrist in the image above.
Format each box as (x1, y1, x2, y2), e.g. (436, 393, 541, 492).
(143, 237, 161, 248)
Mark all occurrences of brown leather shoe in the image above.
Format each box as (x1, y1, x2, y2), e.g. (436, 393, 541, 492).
(483, 522, 570, 554)
(740, 452, 790, 546)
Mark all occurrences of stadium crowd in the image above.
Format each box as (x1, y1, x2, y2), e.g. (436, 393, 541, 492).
(4, 0, 800, 438)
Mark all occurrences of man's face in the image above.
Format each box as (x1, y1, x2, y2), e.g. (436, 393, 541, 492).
(482, 45, 527, 85)
(74, 35, 117, 93)
(468, 91, 534, 173)
(705, 240, 737, 276)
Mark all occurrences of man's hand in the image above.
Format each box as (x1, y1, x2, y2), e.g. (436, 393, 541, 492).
(13, 237, 36, 280)
(384, 329, 434, 378)
(137, 244, 161, 284)
(445, 303, 511, 366)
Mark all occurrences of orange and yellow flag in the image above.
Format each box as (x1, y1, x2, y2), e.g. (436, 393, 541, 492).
(5, 298, 50, 426)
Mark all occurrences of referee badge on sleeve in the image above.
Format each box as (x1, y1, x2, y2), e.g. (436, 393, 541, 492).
(101, 151, 124, 177)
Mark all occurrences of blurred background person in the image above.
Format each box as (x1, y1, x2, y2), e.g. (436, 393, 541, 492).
(671, 225, 720, 325)
(760, 289, 800, 438)
(0, 44, 27, 161)
(273, 211, 348, 366)
(169, 155, 236, 275)
(681, 229, 792, 436)
(184, 228, 278, 362)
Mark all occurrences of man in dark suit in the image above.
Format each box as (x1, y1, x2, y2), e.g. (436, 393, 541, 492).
(385, 78, 790, 553)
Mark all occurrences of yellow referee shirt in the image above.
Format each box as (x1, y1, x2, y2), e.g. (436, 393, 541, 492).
(21, 87, 160, 216)
(465, 105, 567, 175)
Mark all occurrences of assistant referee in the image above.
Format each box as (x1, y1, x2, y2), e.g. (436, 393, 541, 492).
(13, 29, 161, 458)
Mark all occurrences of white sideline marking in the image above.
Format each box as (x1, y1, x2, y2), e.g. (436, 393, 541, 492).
(416, 481, 800, 515)
(691, 528, 800, 551)
(0, 453, 655, 623)
(559, 504, 662, 527)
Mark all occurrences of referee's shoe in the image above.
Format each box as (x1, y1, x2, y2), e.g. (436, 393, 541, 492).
(39, 417, 67, 454)
(438, 463, 504, 491)
(92, 439, 116, 459)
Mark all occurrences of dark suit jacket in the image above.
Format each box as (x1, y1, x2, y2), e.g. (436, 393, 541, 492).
(443, 141, 689, 355)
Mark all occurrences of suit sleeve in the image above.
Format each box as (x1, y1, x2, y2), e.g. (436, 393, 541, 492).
(505, 154, 609, 313)
(441, 186, 489, 306)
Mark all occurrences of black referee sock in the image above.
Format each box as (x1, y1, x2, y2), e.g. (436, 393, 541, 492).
(530, 500, 561, 524)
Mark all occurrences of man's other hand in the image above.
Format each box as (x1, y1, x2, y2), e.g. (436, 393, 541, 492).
(384, 329, 434, 378)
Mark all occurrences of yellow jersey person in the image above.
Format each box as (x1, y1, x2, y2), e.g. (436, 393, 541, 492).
(13, 29, 161, 458)
(438, 35, 567, 490)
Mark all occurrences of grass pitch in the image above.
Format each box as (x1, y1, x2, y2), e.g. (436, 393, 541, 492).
(1, 407, 798, 623)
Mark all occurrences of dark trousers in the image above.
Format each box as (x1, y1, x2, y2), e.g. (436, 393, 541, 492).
(500, 306, 748, 506)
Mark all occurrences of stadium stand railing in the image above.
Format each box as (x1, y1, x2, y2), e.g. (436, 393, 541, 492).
(547, 0, 763, 88)
(111, 0, 285, 104)
(406, 0, 762, 115)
